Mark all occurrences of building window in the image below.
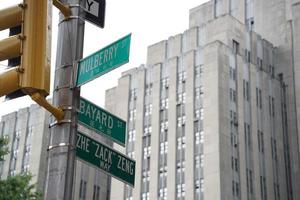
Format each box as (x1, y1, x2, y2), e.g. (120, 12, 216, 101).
(129, 109, 137, 121)
(92, 185, 100, 200)
(177, 93, 186, 104)
(256, 88, 262, 109)
(178, 71, 186, 83)
(245, 49, 251, 62)
(200, 178, 204, 192)
(195, 65, 204, 78)
(145, 104, 153, 116)
(230, 0, 238, 18)
(145, 83, 153, 96)
(215, 0, 223, 17)
(260, 176, 267, 200)
(160, 98, 169, 110)
(258, 130, 264, 153)
(272, 97, 275, 116)
(230, 67, 236, 80)
(160, 142, 168, 155)
(161, 78, 169, 88)
(26, 126, 34, 145)
(230, 88, 236, 103)
(130, 89, 137, 101)
(236, 182, 240, 197)
(79, 180, 87, 200)
(144, 126, 152, 136)
(22, 145, 31, 172)
(233, 40, 239, 54)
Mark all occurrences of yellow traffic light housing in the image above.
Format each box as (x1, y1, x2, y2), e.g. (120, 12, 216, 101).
(21, 0, 51, 96)
(0, 1, 64, 121)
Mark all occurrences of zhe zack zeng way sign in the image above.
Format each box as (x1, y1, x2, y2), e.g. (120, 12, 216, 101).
(76, 132, 135, 186)
(76, 34, 131, 86)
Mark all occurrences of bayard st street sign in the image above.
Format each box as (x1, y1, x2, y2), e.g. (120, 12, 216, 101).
(76, 132, 135, 186)
(78, 97, 126, 146)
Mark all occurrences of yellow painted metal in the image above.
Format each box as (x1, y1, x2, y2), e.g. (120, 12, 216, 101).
(53, 0, 71, 18)
(0, 35, 21, 61)
(0, 67, 20, 97)
(0, 2, 64, 121)
(30, 92, 65, 122)
(0, 5, 22, 31)
(20, 0, 52, 97)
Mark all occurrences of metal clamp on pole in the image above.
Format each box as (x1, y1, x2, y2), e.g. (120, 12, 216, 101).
(53, 0, 72, 19)
(71, 60, 80, 88)
(47, 142, 74, 151)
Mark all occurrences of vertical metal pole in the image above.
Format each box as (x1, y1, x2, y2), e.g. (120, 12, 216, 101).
(44, 0, 84, 199)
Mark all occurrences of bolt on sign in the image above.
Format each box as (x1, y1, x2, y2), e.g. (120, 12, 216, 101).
(78, 97, 126, 146)
(76, 132, 135, 186)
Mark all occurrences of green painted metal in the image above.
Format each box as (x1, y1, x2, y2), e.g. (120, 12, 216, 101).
(78, 97, 126, 146)
(76, 34, 131, 86)
(76, 132, 135, 186)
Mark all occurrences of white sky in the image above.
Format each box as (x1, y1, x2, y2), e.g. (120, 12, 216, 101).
(0, 0, 208, 117)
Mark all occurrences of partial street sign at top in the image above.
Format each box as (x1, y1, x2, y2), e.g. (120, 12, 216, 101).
(76, 34, 131, 87)
(84, 0, 105, 28)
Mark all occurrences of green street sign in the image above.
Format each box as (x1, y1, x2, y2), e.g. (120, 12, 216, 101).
(76, 34, 131, 86)
(76, 132, 135, 186)
(78, 97, 126, 146)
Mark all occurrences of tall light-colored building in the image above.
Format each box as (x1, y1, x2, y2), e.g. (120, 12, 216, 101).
(0, 103, 110, 200)
(106, 0, 300, 200)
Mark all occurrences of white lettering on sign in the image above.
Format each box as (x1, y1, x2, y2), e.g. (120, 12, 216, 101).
(100, 160, 111, 171)
(94, 142, 113, 164)
(79, 99, 114, 129)
(76, 134, 90, 153)
(117, 155, 134, 175)
(85, 0, 99, 17)
(79, 43, 119, 76)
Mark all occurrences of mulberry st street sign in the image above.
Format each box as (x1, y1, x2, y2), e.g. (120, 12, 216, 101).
(76, 34, 131, 86)
(78, 97, 126, 146)
(76, 132, 135, 186)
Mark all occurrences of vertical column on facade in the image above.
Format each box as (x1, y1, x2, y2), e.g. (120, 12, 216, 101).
(237, 57, 246, 200)
(184, 50, 195, 200)
(291, 5, 300, 200)
(274, 79, 288, 200)
(218, 43, 236, 199)
(74, 161, 82, 200)
(1, 113, 16, 178)
(263, 75, 275, 200)
(149, 63, 161, 200)
(0, 121, 3, 178)
(292, 3, 300, 153)
(238, 32, 256, 200)
(166, 57, 178, 200)
(28, 106, 47, 191)
(106, 75, 131, 200)
(133, 69, 146, 200)
(269, 78, 282, 200)
(15, 109, 28, 174)
(279, 77, 292, 200)
(249, 61, 261, 200)
(202, 42, 221, 200)
(86, 164, 95, 200)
